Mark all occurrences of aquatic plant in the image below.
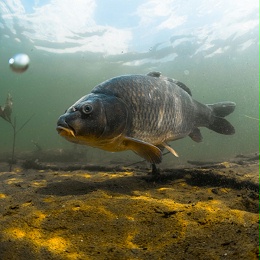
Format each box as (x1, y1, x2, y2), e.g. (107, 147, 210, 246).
(0, 94, 34, 171)
(244, 114, 259, 121)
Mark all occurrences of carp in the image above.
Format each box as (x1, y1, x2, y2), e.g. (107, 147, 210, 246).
(57, 72, 235, 173)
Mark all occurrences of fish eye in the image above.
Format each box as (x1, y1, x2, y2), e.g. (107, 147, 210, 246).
(82, 104, 93, 114)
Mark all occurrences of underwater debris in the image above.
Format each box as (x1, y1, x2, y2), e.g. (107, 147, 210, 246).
(0, 93, 13, 123)
(0, 94, 34, 171)
(31, 140, 43, 152)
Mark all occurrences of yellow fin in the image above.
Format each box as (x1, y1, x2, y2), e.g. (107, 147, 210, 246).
(123, 137, 162, 164)
(162, 142, 179, 157)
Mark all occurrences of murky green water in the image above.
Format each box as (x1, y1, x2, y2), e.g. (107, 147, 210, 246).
(0, 0, 259, 167)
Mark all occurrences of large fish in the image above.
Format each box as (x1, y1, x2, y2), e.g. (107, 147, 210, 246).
(57, 72, 235, 172)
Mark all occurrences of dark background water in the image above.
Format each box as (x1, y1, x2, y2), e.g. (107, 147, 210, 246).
(0, 0, 259, 167)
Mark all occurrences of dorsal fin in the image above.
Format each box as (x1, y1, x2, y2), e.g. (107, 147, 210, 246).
(147, 71, 161, 78)
(174, 81, 192, 96)
(147, 71, 192, 96)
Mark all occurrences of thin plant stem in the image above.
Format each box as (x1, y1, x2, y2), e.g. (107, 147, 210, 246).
(16, 114, 35, 134)
(9, 117, 16, 171)
(8, 115, 34, 172)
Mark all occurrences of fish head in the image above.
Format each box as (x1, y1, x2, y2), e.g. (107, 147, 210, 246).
(56, 93, 128, 146)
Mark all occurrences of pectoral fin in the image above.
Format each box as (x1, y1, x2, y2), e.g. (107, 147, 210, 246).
(123, 137, 162, 164)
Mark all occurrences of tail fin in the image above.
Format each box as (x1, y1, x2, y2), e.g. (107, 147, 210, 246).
(207, 102, 236, 135)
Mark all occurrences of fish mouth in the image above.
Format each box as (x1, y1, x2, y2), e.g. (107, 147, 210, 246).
(56, 125, 76, 137)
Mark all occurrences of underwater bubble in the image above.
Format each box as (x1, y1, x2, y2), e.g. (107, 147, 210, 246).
(184, 70, 190, 75)
(9, 53, 30, 73)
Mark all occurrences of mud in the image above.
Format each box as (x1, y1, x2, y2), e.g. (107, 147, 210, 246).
(0, 153, 259, 260)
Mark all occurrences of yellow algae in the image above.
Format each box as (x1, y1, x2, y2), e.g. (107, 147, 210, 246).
(105, 173, 119, 178)
(45, 237, 68, 252)
(21, 201, 33, 207)
(190, 200, 258, 226)
(122, 171, 134, 177)
(43, 197, 55, 203)
(72, 206, 81, 211)
(157, 187, 171, 191)
(95, 206, 116, 219)
(206, 188, 213, 194)
(27, 230, 42, 241)
(0, 193, 7, 199)
(219, 187, 231, 193)
(30, 180, 47, 187)
(220, 161, 232, 168)
(14, 167, 22, 173)
(78, 173, 92, 178)
(132, 195, 179, 208)
(243, 173, 255, 178)
(125, 232, 139, 249)
(66, 252, 88, 260)
(60, 173, 73, 177)
(31, 211, 47, 225)
(224, 208, 258, 224)
(5, 227, 76, 256)
(5, 177, 22, 185)
(93, 189, 114, 199)
(193, 201, 223, 215)
(7, 228, 26, 239)
(132, 190, 143, 196)
(98, 171, 133, 179)
(34, 234, 83, 257)
(126, 216, 135, 221)
(70, 202, 116, 219)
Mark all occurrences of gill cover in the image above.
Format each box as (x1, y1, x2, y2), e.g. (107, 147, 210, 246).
(99, 95, 129, 139)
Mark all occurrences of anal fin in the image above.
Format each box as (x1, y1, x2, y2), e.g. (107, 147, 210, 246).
(123, 137, 162, 164)
(161, 142, 179, 157)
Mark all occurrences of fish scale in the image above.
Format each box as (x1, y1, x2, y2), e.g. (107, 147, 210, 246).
(93, 75, 195, 143)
